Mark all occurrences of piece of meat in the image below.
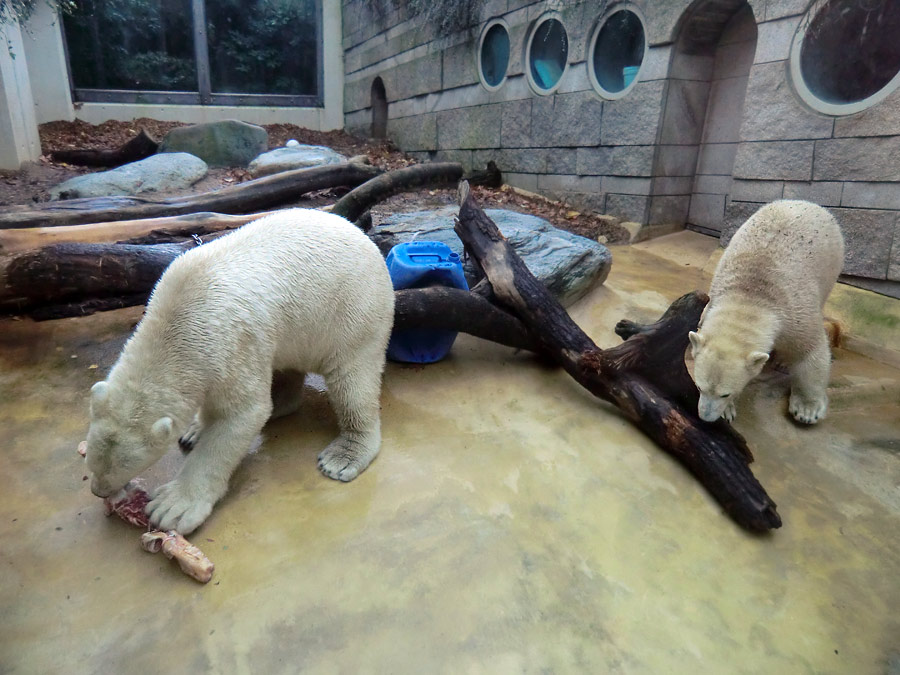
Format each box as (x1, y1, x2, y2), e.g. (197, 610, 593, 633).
(77, 441, 87, 457)
(140, 531, 215, 584)
(103, 483, 151, 528)
(92, 469, 216, 584)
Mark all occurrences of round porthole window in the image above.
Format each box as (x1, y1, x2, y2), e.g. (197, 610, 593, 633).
(526, 15, 569, 94)
(478, 20, 510, 90)
(588, 6, 647, 99)
(790, 0, 900, 115)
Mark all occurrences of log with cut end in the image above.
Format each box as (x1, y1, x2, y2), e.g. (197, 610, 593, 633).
(49, 129, 159, 168)
(101, 481, 215, 583)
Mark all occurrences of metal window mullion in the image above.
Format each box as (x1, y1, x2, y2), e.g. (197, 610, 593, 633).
(192, 0, 212, 104)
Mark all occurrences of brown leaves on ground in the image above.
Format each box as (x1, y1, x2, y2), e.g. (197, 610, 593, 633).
(2, 119, 628, 244)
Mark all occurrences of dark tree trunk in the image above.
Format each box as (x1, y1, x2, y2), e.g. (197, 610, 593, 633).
(50, 129, 160, 168)
(453, 181, 780, 533)
(331, 161, 502, 229)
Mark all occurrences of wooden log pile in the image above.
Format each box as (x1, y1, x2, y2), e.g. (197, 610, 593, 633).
(0, 160, 781, 532)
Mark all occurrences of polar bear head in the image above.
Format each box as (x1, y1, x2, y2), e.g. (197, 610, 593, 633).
(84, 381, 175, 497)
(688, 331, 769, 422)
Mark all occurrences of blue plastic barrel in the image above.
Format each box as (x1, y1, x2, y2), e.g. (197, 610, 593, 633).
(385, 241, 469, 363)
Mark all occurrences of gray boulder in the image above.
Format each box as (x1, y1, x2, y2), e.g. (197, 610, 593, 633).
(50, 152, 208, 200)
(248, 143, 348, 178)
(371, 207, 612, 304)
(158, 119, 268, 167)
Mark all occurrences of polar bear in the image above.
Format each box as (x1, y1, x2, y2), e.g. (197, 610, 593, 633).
(85, 208, 395, 533)
(688, 200, 844, 425)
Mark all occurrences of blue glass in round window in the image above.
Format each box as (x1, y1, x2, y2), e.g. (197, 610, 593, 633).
(480, 23, 510, 88)
(529, 18, 568, 91)
(592, 10, 645, 94)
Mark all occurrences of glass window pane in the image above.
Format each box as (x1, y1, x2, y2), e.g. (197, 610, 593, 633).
(800, 0, 900, 105)
(63, 0, 197, 91)
(592, 10, 645, 94)
(206, 0, 319, 96)
(481, 23, 510, 88)
(529, 18, 568, 91)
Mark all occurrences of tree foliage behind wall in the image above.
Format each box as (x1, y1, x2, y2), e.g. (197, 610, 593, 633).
(63, 0, 317, 95)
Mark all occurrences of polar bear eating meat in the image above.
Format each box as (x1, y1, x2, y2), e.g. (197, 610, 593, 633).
(689, 200, 844, 425)
(84, 208, 395, 534)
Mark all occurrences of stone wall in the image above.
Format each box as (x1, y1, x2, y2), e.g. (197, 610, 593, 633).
(343, 0, 900, 293)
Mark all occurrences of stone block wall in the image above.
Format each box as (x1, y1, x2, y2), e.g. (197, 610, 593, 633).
(343, 0, 900, 293)
(342, 0, 702, 224)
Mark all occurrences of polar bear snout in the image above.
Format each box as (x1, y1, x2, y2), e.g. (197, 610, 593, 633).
(697, 393, 727, 422)
(89, 474, 118, 498)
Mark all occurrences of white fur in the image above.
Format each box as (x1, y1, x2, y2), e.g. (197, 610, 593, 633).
(85, 209, 395, 533)
(689, 200, 844, 425)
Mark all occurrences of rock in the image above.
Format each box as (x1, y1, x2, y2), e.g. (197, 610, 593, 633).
(50, 153, 208, 200)
(248, 144, 348, 178)
(158, 120, 268, 168)
(370, 206, 612, 304)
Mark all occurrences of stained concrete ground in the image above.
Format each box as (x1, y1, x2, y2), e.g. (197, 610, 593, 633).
(1, 231, 898, 674)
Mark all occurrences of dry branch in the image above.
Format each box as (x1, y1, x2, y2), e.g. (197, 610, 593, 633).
(0, 211, 277, 254)
(454, 181, 780, 532)
(331, 161, 501, 228)
(0, 161, 380, 230)
(49, 129, 159, 168)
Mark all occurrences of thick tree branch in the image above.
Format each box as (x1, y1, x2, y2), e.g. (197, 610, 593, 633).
(0, 161, 380, 230)
(454, 181, 780, 532)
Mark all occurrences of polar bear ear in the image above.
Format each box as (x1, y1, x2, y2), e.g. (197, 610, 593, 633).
(688, 331, 704, 353)
(150, 417, 174, 443)
(747, 351, 769, 371)
(90, 382, 110, 415)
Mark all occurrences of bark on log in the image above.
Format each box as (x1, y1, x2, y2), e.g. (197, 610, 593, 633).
(0, 162, 380, 230)
(331, 161, 502, 228)
(0, 236, 538, 348)
(454, 181, 780, 532)
(331, 162, 465, 226)
(0, 211, 277, 254)
(49, 129, 159, 168)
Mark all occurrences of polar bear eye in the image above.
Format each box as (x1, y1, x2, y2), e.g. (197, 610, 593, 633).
(721, 393, 731, 398)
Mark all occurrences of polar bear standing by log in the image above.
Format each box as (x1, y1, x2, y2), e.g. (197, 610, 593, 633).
(85, 209, 395, 534)
(689, 200, 844, 425)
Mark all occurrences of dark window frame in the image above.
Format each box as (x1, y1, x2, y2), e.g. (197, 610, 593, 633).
(61, 0, 324, 108)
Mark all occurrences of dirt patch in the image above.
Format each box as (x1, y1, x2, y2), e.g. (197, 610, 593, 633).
(0, 119, 628, 244)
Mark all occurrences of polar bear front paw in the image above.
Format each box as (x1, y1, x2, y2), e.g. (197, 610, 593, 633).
(146, 480, 214, 534)
(789, 393, 827, 425)
(317, 435, 378, 482)
(722, 399, 737, 422)
(178, 418, 202, 452)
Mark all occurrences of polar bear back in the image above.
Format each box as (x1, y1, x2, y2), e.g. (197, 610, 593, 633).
(139, 208, 394, 376)
(711, 200, 845, 315)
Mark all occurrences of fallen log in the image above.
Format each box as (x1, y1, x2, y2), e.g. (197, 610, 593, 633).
(454, 181, 780, 532)
(0, 161, 380, 230)
(331, 161, 502, 228)
(49, 128, 159, 168)
(0, 210, 278, 254)
(0, 235, 540, 340)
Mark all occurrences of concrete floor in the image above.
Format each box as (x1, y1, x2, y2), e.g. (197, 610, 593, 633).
(1, 232, 898, 674)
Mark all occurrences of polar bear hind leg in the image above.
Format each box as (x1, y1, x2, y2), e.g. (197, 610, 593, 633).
(318, 347, 386, 482)
(788, 330, 831, 425)
(147, 378, 273, 533)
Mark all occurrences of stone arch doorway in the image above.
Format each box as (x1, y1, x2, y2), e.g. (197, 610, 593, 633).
(371, 77, 388, 140)
(653, 0, 757, 235)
